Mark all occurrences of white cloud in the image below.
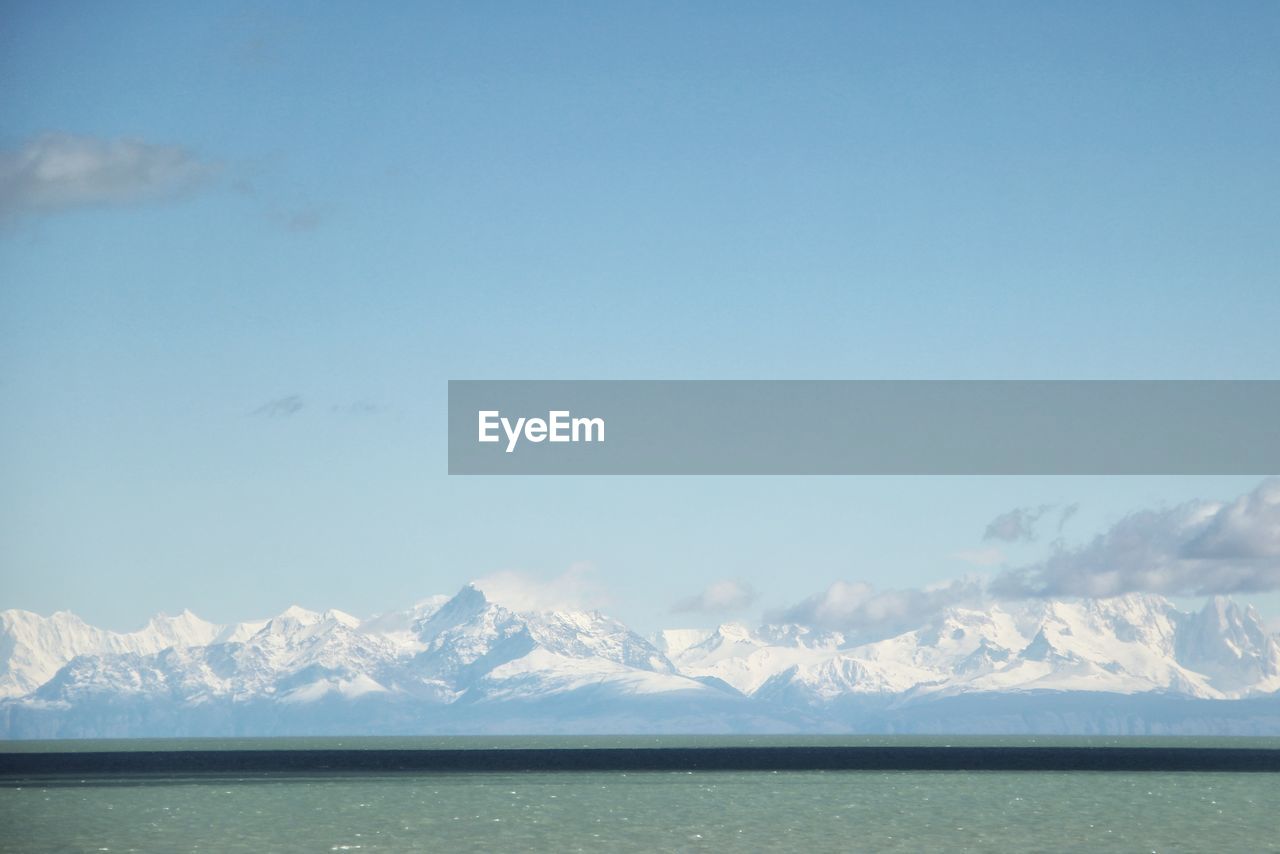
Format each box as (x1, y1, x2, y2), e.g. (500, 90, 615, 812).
(772, 577, 984, 642)
(0, 133, 218, 219)
(672, 579, 757, 614)
(992, 478, 1280, 598)
(473, 563, 608, 613)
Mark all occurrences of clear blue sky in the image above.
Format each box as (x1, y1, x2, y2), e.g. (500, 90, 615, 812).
(1, 2, 1277, 632)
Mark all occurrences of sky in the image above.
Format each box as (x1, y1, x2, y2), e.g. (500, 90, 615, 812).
(1, 2, 1278, 634)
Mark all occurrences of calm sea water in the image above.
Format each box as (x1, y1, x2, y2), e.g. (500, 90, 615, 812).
(3, 737, 1278, 852)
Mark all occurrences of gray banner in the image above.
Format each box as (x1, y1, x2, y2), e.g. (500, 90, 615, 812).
(447, 381, 1280, 475)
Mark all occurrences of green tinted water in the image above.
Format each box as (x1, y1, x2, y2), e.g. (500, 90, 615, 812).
(3, 738, 1278, 852)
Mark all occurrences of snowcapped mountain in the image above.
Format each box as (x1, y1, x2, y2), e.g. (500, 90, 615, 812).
(2, 588, 1278, 737)
(1175, 597, 1280, 694)
(406, 583, 689, 702)
(671, 595, 1280, 708)
(0, 608, 221, 699)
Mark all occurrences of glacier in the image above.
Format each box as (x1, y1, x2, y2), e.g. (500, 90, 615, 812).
(2, 586, 1278, 737)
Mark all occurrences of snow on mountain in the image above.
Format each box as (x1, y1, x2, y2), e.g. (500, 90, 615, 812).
(357, 594, 451, 654)
(3, 588, 1279, 737)
(652, 628, 713, 658)
(672, 594, 1280, 706)
(670, 622, 847, 696)
(891, 596, 1201, 700)
(0, 608, 221, 699)
(29, 604, 403, 708)
(1174, 596, 1280, 695)
(6, 584, 710, 724)
(213, 618, 271, 645)
(405, 584, 685, 701)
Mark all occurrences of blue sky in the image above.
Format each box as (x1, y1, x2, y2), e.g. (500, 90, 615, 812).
(1, 2, 1278, 632)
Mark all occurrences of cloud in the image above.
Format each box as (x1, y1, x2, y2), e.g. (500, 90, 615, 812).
(473, 563, 608, 613)
(983, 505, 1052, 542)
(252, 397, 395, 418)
(672, 579, 757, 614)
(0, 133, 218, 219)
(983, 502, 1080, 542)
(771, 577, 984, 642)
(991, 478, 1280, 598)
(253, 395, 305, 417)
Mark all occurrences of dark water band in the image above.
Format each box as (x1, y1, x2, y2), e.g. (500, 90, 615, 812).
(4, 746, 1280, 779)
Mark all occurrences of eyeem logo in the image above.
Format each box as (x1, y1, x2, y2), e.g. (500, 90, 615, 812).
(478, 410, 605, 453)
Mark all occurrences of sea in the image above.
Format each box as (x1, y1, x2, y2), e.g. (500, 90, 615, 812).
(2, 736, 1278, 852)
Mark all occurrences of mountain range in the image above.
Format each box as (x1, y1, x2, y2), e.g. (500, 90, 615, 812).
(3, 584, 1279, 737)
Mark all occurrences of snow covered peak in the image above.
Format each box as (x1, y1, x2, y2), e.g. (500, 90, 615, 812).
(239, 606, 370, 644)
(652, 628, 713, 658)
(344, 597, 450, 658)
(214, 619, 270, 644)
(244, 606, 374, 653)
(714, 622, 754, 642)
(1187, 596, 1269, 646)
(669, 593, 1277, 703)
(270, 605, 323, 626)
(1019, 627, 1074, 663)
(1073, 592, 1177, 623)
(409, 584, 674, 683)
(416, 583, 612, 637)
(359, 595, 450, 639)
(0, 607, 224, 699)
(1175, 595, 1280, 693)
(323, 609, 361, 629)
(142, 609, 221, 647)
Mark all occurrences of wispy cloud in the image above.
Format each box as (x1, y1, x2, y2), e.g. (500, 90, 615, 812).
(252, 395, 305, 418)
(0, 133, 218, 220)
(992, 478, 1280, 598)
(673, 579, 757, 614)
(983, 502, 1079, 542)
(983, 504, 1053, 542)
(763, 481, 1279, 641)
(473, 563, 608, 613)
(771, 577, 985, 642)
(250, 397, 396, 418)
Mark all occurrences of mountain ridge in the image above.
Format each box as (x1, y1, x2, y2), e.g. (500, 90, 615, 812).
(3, 586, 1278, 737)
